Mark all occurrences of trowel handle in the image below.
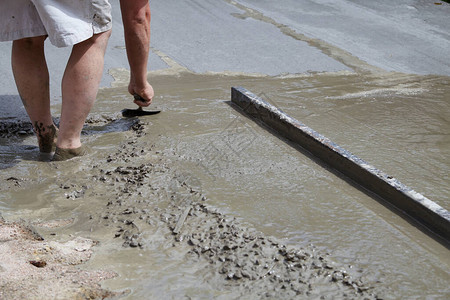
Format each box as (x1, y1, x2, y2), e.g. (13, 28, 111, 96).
(133, 94, 147, 110)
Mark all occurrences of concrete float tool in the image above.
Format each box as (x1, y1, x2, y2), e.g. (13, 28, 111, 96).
(121, 94, 161, 117)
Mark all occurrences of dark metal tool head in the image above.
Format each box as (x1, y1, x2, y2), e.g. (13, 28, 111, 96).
(121, 94, 161, 117)
(121, 107, 161, 117)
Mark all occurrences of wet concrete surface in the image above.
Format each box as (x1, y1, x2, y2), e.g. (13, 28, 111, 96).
(236, 72, 450, 209)
(1, 70, 449, 298)
(1, 0, 450, 299)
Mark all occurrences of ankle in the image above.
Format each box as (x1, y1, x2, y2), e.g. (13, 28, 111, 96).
(52, 145, 88, 161)
(35, 123, 58, 153)
(56, 137, 82, 150)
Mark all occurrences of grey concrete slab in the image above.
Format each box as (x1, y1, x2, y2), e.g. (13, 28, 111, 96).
(0, 42, 15, 96)
(236, 0, 450, 76)
(149, 0, 349, 75)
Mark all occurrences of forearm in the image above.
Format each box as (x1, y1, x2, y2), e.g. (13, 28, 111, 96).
(119, 0, 151, 87)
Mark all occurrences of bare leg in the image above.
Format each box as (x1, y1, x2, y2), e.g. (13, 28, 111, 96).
(11, 36, 57, 153)
(120, 0, 154, 106)
(57, 30, 111, 150)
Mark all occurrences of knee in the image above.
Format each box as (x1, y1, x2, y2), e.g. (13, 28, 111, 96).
(133, 7, 151, 26)
(125, 3, 151, 26)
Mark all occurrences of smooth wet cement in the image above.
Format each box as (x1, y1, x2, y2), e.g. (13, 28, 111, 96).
(1, 68, 449, 298)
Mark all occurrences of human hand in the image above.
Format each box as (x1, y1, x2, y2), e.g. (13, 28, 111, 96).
(128, 80, 154, 107)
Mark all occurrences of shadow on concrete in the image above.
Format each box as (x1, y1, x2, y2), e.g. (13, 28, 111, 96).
(0, 95, 28, 121)
(0, 95, 32, 169)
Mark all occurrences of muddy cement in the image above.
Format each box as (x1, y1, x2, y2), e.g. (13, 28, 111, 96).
(0, 115, 382, 299)
(0, 68, 449, 299)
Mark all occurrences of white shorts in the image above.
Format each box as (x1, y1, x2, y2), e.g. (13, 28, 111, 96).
(0, 0, 112, 47)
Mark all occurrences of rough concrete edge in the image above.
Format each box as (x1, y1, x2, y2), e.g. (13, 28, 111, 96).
(231, 86, 450, 242)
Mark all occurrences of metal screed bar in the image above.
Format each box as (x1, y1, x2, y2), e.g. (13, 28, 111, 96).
(231, 86, 450, 242)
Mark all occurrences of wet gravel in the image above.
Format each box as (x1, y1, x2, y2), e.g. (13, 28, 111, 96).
(0, 120, 34, 138)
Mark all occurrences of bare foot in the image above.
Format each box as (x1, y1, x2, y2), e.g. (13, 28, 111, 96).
(52, 145, 87, 161)
(34, 122, 58, 153)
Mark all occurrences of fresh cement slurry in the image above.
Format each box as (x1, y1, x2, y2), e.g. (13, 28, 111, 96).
(1, 69, 449, 298)
(231, 86, 449, 241)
